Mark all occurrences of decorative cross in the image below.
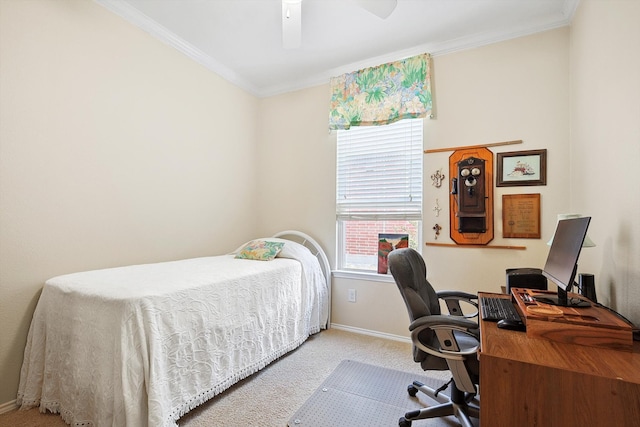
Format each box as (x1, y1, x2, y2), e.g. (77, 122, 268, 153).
(433, 223, 442, 239)
(430, 168, 445, 188)
(433, 198, 442, 217)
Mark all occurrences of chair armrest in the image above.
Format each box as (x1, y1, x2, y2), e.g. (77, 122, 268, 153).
(436, 291, 478, 319)
(436, 290, 477, 300)
(408, 315, 480, 361)
(409, 314, 478, 334)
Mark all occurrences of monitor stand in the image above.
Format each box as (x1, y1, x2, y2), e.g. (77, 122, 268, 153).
(533, 286, 591, 308)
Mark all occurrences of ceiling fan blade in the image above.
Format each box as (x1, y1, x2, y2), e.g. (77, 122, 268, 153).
(357, 0, 397, 19)
(282, 0, 302, 49)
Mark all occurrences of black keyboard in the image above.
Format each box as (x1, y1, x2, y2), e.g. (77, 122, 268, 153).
(480, 297, 522, 322)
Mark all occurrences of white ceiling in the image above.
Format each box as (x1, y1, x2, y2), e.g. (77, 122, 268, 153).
(96, 0, 579, 97)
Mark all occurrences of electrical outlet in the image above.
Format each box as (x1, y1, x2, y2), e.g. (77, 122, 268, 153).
(348, 288, 356, 303)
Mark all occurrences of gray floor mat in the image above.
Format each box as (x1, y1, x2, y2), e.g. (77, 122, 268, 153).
(288, 359, 475, 427)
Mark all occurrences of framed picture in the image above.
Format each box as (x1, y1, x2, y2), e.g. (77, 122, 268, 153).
(496, 149, 547, 187)
(502, 194, 541, 238)
(377, 233, 408, 274)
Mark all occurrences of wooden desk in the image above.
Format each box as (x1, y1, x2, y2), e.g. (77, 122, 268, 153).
(478, 292, 640, 426)
(511, 287, 633, 351)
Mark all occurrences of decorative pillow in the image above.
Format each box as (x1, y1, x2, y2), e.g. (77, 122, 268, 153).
(235, 240, 285, 261)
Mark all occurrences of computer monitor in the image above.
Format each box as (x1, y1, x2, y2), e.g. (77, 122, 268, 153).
(534, 217, 592, 307)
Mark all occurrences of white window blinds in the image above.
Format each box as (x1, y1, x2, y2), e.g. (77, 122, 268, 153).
(336, 119, 423, 220)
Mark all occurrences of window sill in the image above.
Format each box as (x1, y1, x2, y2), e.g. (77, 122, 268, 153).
(332, 270, 396, 283)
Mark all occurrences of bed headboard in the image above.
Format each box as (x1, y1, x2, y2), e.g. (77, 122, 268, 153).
(272, 230, 332, 326)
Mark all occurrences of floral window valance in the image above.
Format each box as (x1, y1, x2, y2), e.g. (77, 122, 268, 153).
(329, 53, 432, 130)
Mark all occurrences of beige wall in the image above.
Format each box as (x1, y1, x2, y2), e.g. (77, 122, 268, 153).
(259, 28, 573, 336)
(260, 2, 640, 337)
(255, 85, 336, 251)
(569, 0, 640, 324)
(423, 28, 571, 292)
(0, 0, 259, 404)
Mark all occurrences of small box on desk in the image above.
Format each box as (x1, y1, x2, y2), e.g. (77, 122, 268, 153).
(511, 288, 633, 351)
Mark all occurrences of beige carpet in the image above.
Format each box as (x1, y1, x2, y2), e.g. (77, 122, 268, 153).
(0, 328, 457, 427)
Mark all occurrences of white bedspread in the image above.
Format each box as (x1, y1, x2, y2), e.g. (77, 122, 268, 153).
(17, 250, 327, 427)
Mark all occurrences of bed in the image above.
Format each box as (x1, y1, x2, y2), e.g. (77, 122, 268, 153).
(17, 230, 331, 427)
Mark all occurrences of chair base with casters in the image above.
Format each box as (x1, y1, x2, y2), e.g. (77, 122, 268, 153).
(399, 379, 480, 427)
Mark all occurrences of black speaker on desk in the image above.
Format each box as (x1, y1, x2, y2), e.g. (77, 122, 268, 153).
(579, 273, 597, 303)
(506, 268, 548, 294)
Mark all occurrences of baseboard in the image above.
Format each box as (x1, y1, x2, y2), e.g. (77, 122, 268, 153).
(0, 399, 17, 414)
(330, 323, 410, 344)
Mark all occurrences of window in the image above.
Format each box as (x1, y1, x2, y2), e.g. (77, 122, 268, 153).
(336, 118, 423, 272)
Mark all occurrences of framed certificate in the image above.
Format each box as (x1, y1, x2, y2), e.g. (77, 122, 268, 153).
(502, 193, 541, 238)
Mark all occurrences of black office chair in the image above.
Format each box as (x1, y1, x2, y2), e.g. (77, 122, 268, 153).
(388, 248, 480, 427)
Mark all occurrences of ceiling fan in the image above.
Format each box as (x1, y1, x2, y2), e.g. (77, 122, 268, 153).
(281, 0, 398, 49)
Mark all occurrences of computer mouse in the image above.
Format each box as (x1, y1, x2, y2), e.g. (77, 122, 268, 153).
(497, 319, 526, 332)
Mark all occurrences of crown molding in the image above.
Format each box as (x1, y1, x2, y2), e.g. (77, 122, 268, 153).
(94, 0, 261, 96)
(95, 0, 579, 98)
